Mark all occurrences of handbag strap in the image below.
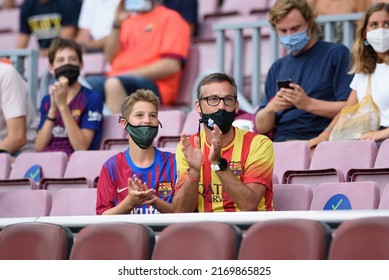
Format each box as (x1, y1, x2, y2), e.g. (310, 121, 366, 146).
(365, 74, 372, 96)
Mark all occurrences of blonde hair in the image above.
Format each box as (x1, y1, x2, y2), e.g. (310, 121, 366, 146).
(268, 0, 320, 37)
(350, 2, 389, 74)
(121, 89, 160, 119)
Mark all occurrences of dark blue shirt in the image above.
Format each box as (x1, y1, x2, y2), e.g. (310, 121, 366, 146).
(19, 0, 82, 49)
(258, 40, 353, 141)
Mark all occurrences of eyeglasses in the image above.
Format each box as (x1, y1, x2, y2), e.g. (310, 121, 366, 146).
(201, 96, 237, 106)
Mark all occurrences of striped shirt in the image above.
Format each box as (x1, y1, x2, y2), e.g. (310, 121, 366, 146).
(96, 147, 177, 215)
(175, 127, 274, 212)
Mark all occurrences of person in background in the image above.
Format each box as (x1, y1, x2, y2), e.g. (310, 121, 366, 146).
(308, 2, 389, 145)
(85, 0, 190, 113)
(0, 62, 36, 156)
(162, 0, 198, 37)
(16, 0, 82, 56)
(35, 38, 103, 157)
(96, 89, 176, 215)
(254, 0, 353, 147)
(75, 0, 120, 53)
(173, 73, 274, 213)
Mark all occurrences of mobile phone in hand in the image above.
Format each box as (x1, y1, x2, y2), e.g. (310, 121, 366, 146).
(277, 79, 293, 90)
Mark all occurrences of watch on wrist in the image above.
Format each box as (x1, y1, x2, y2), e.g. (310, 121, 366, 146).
(211, 158, 228, 171)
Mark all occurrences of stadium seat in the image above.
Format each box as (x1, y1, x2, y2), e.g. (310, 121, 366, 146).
(100, 114, 126, 150)
(155, 109, 185, 146)
(309, 181, 380, 210)
(238, 219, 331, 260)
(273, 141, 310, 184)
(283, 140, 378, 189)
(329, 217, 389, 260)
(198, 0, 220, 21)
(69, 223, 155, 260)
(0, 222, 73, 260)
(347, 138, 389, 193)
(273, 184, 313, 211)
(0, 8, 20, 33)
(0, 151, 68, 191)
(175, 44, 200, 107)
(39, 150, 118, 195)
(0, 153, 12, 180)
(220, 0, 267, 16)
(378, 183, 389, 209)
(152, 222, 242, 260)
(50, 188, 97, 216)
(0, 189, 52, 218)
(81, 52, 107, 76)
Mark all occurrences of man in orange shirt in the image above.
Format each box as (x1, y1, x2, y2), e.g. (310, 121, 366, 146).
(85, 0, 191, 113)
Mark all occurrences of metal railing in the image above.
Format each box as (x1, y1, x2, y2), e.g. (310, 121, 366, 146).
(212, 12, 364, 112)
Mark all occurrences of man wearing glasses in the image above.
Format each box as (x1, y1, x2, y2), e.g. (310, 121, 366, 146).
(173, 73, 274, 212)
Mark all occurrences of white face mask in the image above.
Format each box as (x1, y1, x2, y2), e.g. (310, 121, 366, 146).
(366, 28, 389, 53)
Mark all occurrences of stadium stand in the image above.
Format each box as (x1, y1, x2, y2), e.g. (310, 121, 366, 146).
(0, 151, 68, 191)
(152, 222, 242, 260)
(39, 150, 117, 195)
(0, 153, 12, 180)
(69, 223, 155, 260)
(283, 140, 378, 189)
(0, 222, 73, 260)
(0, 189, 52, 217)
(273, 184, 313, 211)
(238, 219, 331, 260)
(310, 182, 380, 210)
(347, 138, 389, 194)
(328, 217, 389, 260)
(50, 188, 97, 216)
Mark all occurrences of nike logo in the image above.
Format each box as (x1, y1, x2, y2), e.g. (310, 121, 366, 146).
(116, 187, 127, 193)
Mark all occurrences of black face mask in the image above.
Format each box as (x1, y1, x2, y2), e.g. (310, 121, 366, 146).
(54, 64, 80, 86)
(125, 122, 160, 149)
(200, 109, 236, 134)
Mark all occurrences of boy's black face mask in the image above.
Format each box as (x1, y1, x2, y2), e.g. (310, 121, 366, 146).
(54, 64, 80, 85)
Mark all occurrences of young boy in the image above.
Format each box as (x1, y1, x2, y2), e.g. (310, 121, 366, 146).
(35, 38, 103, 156)
(96, 89, 176, 215)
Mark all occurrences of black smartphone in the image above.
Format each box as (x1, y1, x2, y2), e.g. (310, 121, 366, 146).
(277, 79, 293, 90)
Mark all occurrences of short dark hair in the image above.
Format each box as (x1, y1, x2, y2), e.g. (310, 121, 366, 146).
(196, 72, 237, 100)
(48, 38, 83, 65)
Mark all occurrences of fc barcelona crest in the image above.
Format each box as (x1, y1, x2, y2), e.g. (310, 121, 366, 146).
(158, 181, 173, 197)
(230, 161, 242, 176)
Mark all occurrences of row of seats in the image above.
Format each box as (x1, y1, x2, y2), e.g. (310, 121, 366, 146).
(273, 139, 389, 194)
(1, 217, 388, 260)
(274, 181, 389, 211)
(2, 180, 389, 218)
(0, 188, 96, 217)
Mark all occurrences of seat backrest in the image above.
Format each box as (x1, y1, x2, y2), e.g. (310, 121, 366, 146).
(238, 219, 331, 260)
(198, 0, 219, 20)
(0, 190, 52, 218)
(152, 222, 242, 260)
(100, 114, 126, 149)
(64, 150, 118, 180)
(378, 183, 389, 209)
(273, 184, 313, 211)
(69, 223, 155, 260)
(0, 7, 20, 33)
(374, 138, 389, 168)
(273, 141, 310, 183)
(155, 110, 185, 145)
(182, 109, 201, 135)
(0, 153, 12, 179)
(310, 140, 377, 175)
(310, 181, 380, 210)
(329, 217, 389, 260)
(220, 0, 267, 15)
(175, 44, 200, 107)
(10, 151, 68, 179)
(0, 222, 73, 260)
(81, 52, 107, 76)
(50, 188, 97, 216)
